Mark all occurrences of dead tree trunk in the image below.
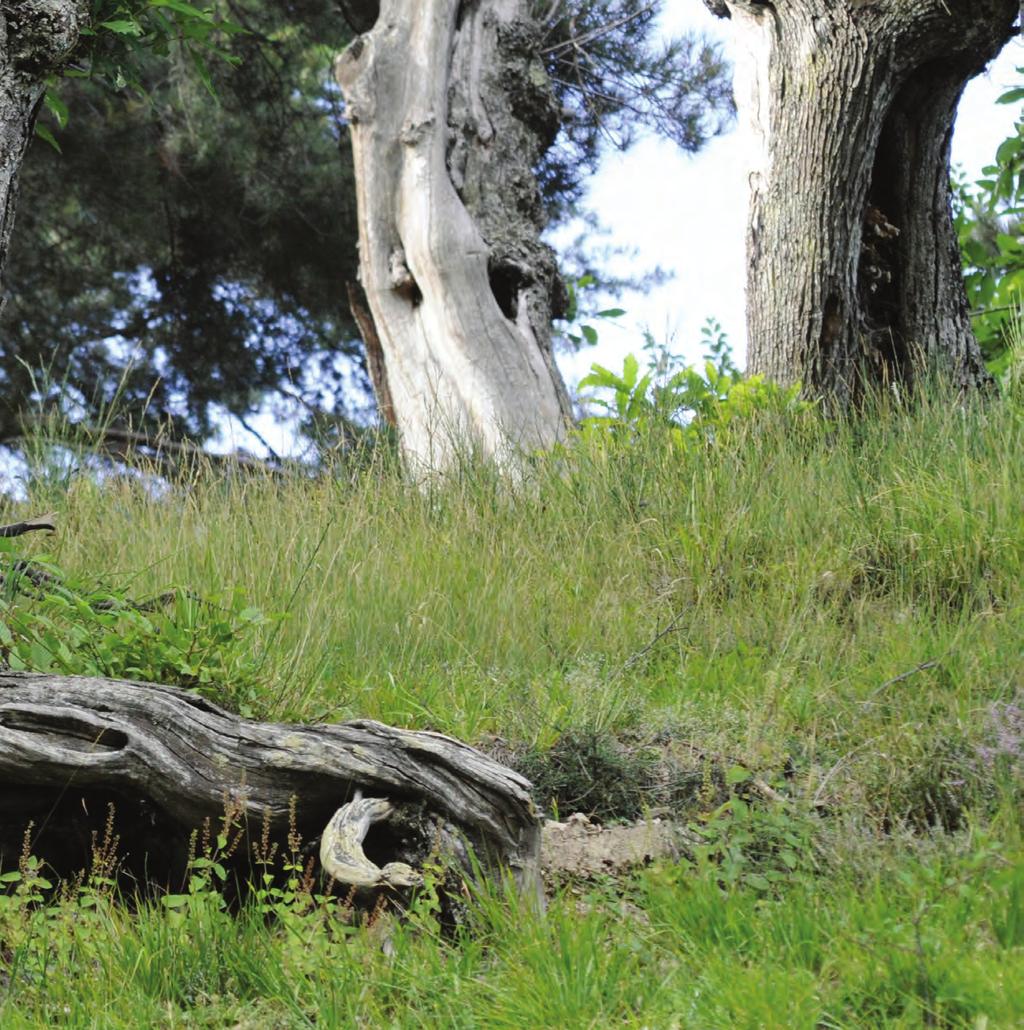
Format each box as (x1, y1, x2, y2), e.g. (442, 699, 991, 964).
(0, 672, 542, 899)
(0, 1, 87, 312)
(335, 0, 573, 471)
(704, 0, 1016, 403)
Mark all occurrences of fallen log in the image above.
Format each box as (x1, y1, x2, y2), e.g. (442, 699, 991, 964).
(0, 672, 541, 902)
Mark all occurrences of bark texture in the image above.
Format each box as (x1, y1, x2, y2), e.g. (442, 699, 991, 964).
(705, 0, 1017, 402)
(0, 1, 87, 312)
(335, 0, 572, 470)
(0, 672, 542, 897)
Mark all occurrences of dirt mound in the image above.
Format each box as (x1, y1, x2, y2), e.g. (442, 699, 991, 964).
(540, 812, 694, 880)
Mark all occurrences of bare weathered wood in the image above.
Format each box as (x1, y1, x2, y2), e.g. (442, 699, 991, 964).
(320, 794, 423, 887)
(334, 0, 572, 471)
(704, 0, 1015, 402)
(348, 279, 397, 428)
(0, 672, 542, 895)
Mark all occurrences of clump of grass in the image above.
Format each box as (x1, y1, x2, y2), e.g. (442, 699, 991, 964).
(511, 729, 676, 821)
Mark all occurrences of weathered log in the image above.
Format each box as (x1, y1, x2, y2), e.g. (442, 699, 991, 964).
(0, 672, 541, 899)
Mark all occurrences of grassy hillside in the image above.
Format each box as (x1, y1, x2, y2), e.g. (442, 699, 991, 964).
(1, 390, 1022, 1027)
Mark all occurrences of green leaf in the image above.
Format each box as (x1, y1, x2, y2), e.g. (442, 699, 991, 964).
(150, 0, 215, 22)
(189, 48, 218, 101)
(627, 373, 652, 419)
(43, 90, 69, 128)
(34, 123, 62, 153)
(996, 136, 1023, 166)
(622, 353, 639, 390)
(99, 19, 143, 36)
(725, 765, 751, 786)
(579, 364, 624, 390)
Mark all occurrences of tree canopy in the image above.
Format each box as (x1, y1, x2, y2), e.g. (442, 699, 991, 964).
(3, 0, 361, 449)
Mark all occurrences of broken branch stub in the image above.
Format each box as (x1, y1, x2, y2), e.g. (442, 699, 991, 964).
(0, 672, 542, 898)
(320, 794, 423, 888)
(0, 512, 56, 538)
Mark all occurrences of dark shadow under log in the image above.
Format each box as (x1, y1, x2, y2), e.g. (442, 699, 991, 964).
(0, 672, 541, 901)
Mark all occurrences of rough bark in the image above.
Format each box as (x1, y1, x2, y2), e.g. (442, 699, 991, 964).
(0, 672, 542, 899)
(704, 0, 1017, 403)
(0, 1, 87, 313)
(334, 0, 573, 471)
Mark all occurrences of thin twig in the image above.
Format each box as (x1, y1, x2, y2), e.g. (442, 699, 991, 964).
(812, 737, 882, 808)
(969, 303, 1020, 318)
(862, 659, 941, 703)
(605, 606, 688, 685)
(542, 3, 657, 55)
(237, 416, 282, 465)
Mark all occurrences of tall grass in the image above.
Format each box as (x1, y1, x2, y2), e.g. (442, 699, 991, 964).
(2, 386, 1023, 1025)
(10, 390, 1023, 756)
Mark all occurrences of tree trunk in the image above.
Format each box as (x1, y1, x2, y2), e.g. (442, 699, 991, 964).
(704, 0, 1016, 403)
(0, 672, 542, 901)
(334, 0, 573, 470)
(0, 1, 86, 313)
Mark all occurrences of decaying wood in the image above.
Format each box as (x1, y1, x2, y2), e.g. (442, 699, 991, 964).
(4, 423, 282, 479)
(347, 279, 397, 428)
(335, 0, 572, 471)
(92, 426, 276, 476)
(320, 794, 423, 887)
(0, 671, 542, 898)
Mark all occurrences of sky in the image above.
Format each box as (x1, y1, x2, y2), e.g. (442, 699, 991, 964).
(555, 6, 1024, 385)
(219, 8, 1024, 457)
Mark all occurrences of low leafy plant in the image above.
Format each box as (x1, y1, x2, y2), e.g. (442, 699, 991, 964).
(578, 320, 810, 443)
(954, 67, 1024, 369)
(688, 790, 821, 895)
(0, 538, 276, 715)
